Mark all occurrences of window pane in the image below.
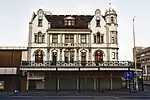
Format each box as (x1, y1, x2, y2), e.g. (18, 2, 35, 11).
(65, 52, 69, 63)
(101, 35, 104, 43)
(65, 35, 69, 39)
(111, 17, 114, 23)
(68, 20, 71, 25)
(42, 35, 45, 43)
(112, 52, 115, 59)
(38, 19, 42, 27)
(112, 37, 115, 43)
(71, 20, 75, 25)
(96, 20, 100, 27)
(70, 52, 74, 63)
(81, 35, 86, 43)
(94, 36, 96, 43)
(35, 35, 38, 43)
(70, 35, 74, 39)
(97, 35, 100, 44)
(52, 34, 58, 43)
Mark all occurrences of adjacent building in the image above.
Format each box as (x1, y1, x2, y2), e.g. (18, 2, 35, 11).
(0, 46, 27, 92)
(134, 46, 150, 82)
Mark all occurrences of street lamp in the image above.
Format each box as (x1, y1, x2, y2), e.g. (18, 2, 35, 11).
(133, 16, 138, 90)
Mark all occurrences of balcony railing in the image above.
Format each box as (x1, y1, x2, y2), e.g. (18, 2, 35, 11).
(49, 43, 89, 48)
(21, 61, 135, 68)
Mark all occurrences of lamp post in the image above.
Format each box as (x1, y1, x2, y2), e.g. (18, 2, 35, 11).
(133, 16, 138, 90)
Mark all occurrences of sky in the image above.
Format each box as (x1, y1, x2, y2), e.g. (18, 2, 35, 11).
(0, 0, 149, 61)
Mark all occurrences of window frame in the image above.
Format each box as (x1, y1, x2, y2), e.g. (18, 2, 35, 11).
(81, 34, 86, 43)
(96, 19, 100, 27)
(112, 37, 115, 44)
(112, 52, 115, 59)
(52, 34, 58, 43)
(38, 19, 43, 27)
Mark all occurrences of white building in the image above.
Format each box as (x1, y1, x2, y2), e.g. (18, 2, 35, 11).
(20, 7, 127, 91)
(26, 7, 118, 64)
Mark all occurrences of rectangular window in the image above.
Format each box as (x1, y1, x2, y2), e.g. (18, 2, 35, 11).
(81, 52, 86, 65)
(38, 34, 42, 43)
(41, 35, 45, 43)
(112, 52, 115, 59)
(101, 35, 104, 43)
(65, 35, 69, 43)
(81, 52, 86, 61)
(38, 19, 43, 27)
(64, 52, 69, 63)
(94, 35, 96, 43)
(34, 35, 38, 43)
(116, 52, 118, 60)
(52, 34, 58, 43)
(70, 51, 74, 63)
(65, 34, 74, 43)
(97, 34, 100, 44)
(64, 19, 75, 26)
(81, 34, 86, 43)
(70, 34, 74, 43)
(112, 37, 115, 44)
(96, 20, 100, 27)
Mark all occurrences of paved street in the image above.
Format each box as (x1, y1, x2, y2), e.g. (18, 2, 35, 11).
(0, 90, 150, 100)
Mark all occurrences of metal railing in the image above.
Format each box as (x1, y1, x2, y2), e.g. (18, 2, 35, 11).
(21, 61, 135, 68)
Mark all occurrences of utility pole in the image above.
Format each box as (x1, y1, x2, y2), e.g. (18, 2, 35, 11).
(133, 16, 138, 90)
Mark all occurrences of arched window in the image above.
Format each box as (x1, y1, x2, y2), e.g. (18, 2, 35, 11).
(34, 49, 44, 63)
(111, 16, 114, 23)
(94, 50, 104, 63)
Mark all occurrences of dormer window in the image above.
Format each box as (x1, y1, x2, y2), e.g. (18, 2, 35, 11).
(64, 16, 75, 26)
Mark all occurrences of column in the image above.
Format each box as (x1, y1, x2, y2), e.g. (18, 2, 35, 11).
(94, 78, 96, 90)
(76, 33, 79, 46)
(110, 73, 113, 90)
(89, 49, 91, 61)
(47, 49, 50, 62)
(78, 77, 80, 92)
(106, 25, 110, 61)
(77, 78, 79, 92)
(85, 77, 86, 92)
(57, 78, 59, 91)
(27, 22, 32, 61)
(77, 49, 79, 61)
(145, 65, 148, 75)
(88, 34, 91, 47)
(26, 72, 29, 91)
(47, 34, 50, 62)
(60, 49, 62, 61)
(98, 77, 100, 92)
(60, 33, 63, 46)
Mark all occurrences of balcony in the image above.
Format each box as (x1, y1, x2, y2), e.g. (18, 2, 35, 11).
(21, 61, 134, 68)
(49, 43, 89, 48)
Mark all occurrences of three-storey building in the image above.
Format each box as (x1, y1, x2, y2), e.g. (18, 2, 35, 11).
(20, 7, 137, 92)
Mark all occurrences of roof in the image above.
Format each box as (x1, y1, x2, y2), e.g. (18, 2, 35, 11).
(45, 15, 94, 29)
(136, 47, 150, 55)
(0, 46, 27, 50)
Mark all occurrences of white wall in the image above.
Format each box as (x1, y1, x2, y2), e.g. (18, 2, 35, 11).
(22, 51, 27, 61)
(27, 9, 119, 62)
(31, 13, 48, 47)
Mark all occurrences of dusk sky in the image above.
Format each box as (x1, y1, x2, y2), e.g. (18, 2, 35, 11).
(0, 0, 149, 61)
